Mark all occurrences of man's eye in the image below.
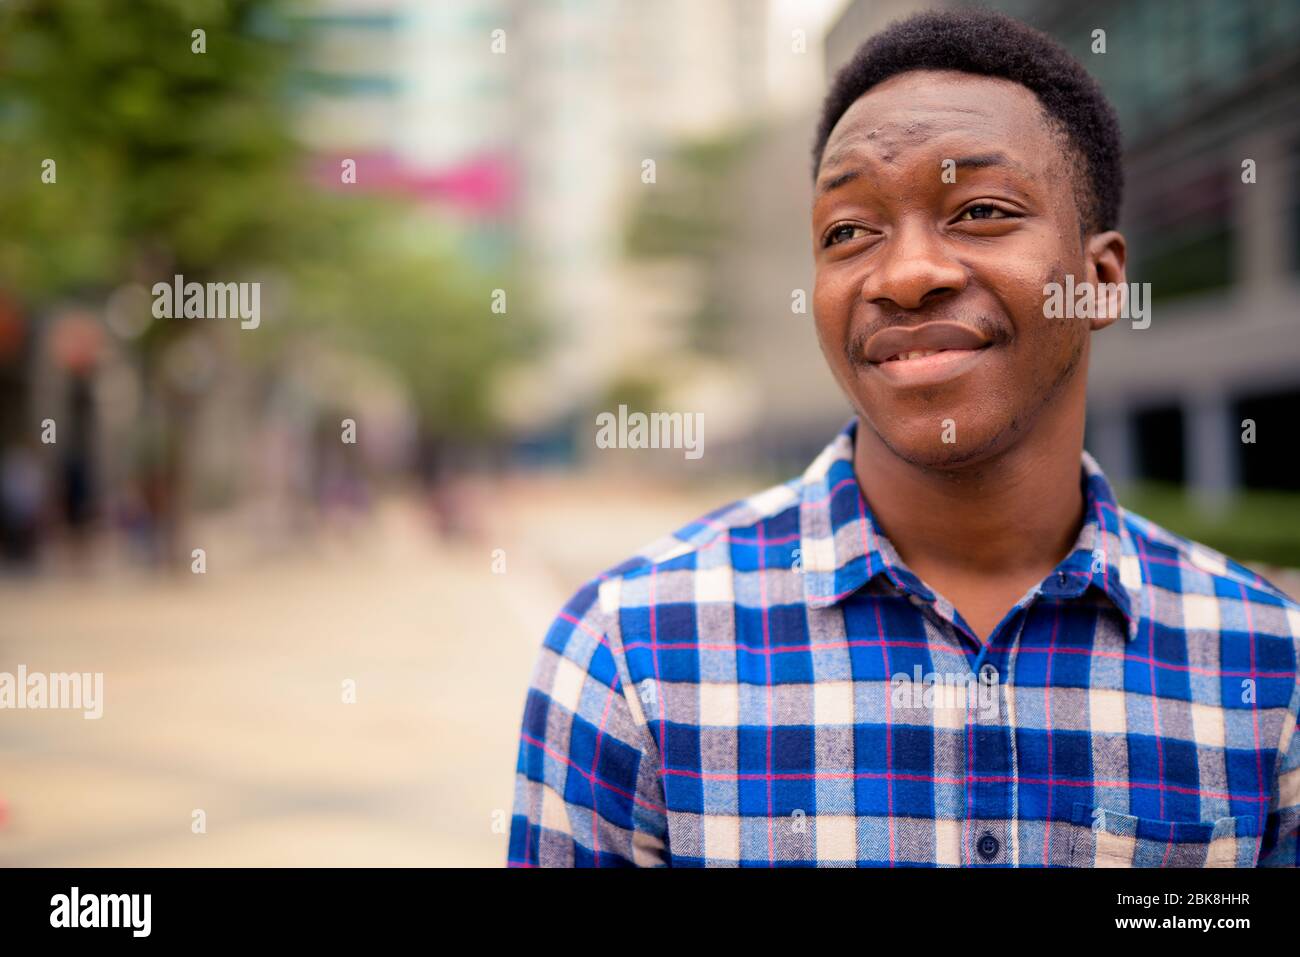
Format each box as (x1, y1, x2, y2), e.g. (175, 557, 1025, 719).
(825, 223, 868, 246)
(958, 204, 1007, 221)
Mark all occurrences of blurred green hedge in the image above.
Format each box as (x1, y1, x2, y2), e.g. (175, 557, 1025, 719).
(1120, 483, 1300, 569)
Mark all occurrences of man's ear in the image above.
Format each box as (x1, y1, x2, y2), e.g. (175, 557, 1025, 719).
(1084, 230, 1127, 330)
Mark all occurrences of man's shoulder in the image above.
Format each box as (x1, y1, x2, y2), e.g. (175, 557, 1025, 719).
(547, 476, 805, 635)
(1118, 504, 1300, 639)
(609, 477, 805, 577)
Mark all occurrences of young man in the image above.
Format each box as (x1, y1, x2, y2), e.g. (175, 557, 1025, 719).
(507, 9, 1300, 867)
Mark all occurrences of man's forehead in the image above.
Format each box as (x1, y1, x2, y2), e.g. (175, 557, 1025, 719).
(821, 70, 1051, 170)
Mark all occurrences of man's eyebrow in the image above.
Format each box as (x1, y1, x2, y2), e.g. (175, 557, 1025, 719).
(952, 152, 1029, 174)
(815, 168, 863, 197)
(815, 151, 1031, 198)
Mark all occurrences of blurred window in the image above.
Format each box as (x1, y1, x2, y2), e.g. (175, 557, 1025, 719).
(1133, 404, 1186, 484)
(1234, 388, 1300, 491)
(1051, 0, 1288, 137)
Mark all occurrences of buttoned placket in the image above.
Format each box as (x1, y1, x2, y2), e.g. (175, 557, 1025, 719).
(903, 575, 1036, 867)
(971, 571, 1097, 867)
(967, 602, 1029, 867)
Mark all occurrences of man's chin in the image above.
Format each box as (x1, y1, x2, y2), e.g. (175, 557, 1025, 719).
(862, 417, 1012, 473)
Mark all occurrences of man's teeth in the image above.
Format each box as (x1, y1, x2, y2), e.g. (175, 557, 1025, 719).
(886, 349, 943, 362)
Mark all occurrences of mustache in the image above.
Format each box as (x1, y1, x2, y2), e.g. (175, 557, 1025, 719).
(845, 313, 1009, 366)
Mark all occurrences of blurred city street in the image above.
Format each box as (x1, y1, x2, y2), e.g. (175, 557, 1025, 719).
(0, 476, 743, 866)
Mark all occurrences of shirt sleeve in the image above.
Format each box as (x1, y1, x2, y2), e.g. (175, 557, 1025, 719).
(507, 579, 668, 867)
(1258, 687, 1300, 867)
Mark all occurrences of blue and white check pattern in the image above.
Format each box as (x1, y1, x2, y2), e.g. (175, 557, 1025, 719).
(508, 419, 1300, 866)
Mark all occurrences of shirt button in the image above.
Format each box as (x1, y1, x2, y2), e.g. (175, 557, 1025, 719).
(979, 663, 998, 684)
(977, 833, 1000, 860)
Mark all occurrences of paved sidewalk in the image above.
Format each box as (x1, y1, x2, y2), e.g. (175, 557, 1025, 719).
(0, 497, 564, 866)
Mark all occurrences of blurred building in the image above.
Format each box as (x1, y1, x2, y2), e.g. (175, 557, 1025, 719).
(295, 0, 515, 266)
(504, 0, 773, 435)
(297, 0, 783, 445)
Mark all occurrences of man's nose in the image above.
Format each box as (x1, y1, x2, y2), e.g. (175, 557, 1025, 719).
(859, 220, 967, 311)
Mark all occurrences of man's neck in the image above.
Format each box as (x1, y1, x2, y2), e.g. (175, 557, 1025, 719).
(852, 406, 1086, 582)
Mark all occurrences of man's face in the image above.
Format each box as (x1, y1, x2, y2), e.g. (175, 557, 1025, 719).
(812, 69, 1113, 470)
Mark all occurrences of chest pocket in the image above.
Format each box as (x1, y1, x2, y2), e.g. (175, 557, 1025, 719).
(1068, 803, 1264, 868)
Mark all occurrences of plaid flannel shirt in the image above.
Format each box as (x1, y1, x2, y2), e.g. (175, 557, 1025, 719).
(508, 419, 1300, 866)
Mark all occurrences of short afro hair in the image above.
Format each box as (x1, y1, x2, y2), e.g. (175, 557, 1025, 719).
(812, 8, 1123, 234)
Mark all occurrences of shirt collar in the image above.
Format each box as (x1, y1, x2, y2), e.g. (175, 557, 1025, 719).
(798, 418, 1145, 641)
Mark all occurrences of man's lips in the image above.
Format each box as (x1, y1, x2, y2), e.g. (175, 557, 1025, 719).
(857, 320, 998, 389)
(863, 320, 992, 364)
(868, 346, 991, 388)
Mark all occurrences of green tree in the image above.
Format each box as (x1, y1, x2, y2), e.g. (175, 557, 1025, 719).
(0, 0, 531, 433)
(624, 127, 759, 355)
(0, 0, 534, 557)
